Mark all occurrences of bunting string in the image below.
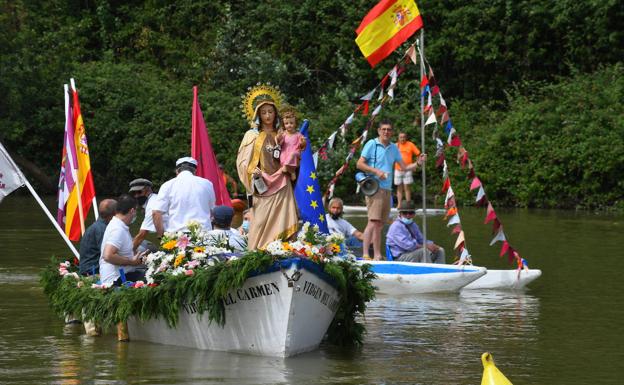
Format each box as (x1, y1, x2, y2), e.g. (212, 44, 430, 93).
(415, 44, 527, 270)
(320, 44, 418, 200)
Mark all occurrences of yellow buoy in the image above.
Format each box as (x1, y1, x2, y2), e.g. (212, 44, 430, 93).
(481, 352, 513, 385)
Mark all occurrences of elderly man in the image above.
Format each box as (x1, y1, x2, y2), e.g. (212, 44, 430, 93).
(207, 205, 246, 252)
(386, 200, 446, 264)
(78, 199, 117, 275)
(152, 156, 216, 236)
(128, 178, 164, 251)
(99, 194, 146, 286)
(325, 197, 363, 247)
(356, 119, 426, 260)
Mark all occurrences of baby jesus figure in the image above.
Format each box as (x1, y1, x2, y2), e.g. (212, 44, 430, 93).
(276, 105, 306, 181)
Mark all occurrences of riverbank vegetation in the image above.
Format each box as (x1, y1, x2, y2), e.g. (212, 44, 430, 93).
(1, 0, 622, 209)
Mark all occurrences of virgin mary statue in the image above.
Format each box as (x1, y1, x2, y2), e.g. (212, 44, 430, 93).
(236, 85, 299, 250)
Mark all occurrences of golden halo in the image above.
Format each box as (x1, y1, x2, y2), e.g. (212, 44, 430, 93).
(241, 83, 283, 125)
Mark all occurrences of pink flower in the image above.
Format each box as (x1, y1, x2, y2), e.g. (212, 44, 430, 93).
(184, 269, 194, 276)
(133, 281, 146, 288)
(58, 267, 68, 276)
(176, 235, 190, 250)
(185, 260, 200, 269)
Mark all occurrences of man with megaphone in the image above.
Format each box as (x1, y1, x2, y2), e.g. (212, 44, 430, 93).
(356, 119, 426, 260)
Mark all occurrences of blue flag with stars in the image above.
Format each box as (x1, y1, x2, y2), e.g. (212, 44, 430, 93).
(294, 120, 329, 234)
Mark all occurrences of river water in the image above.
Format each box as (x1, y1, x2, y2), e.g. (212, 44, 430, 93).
(0, 195, 622, 384)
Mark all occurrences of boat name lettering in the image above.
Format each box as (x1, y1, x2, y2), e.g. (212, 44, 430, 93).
(223, 282, 281, 306)
(302, 280, 339, 312)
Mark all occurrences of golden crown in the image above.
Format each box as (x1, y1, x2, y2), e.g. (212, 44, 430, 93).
(241, 83, 283, 125)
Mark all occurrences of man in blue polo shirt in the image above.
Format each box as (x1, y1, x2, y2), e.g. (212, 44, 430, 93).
(356, 119, 426, 260)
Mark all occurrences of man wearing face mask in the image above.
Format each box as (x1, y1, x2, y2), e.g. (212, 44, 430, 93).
(325, 198, 363, 247)
(386, 200, 445, 264)
(128, 178, 165, 252)
(99, 194, 147, 286)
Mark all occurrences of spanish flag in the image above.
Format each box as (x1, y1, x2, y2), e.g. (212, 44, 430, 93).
(355, 0, 423, 68)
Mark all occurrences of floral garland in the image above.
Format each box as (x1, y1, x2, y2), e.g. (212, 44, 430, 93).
(40, 222, 376, 347)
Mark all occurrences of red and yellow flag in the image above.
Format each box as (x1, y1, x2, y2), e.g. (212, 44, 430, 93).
(355, 0, 423, 68)
(64, 88, 96, 241)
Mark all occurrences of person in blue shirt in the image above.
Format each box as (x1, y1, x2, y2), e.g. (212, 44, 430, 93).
(386, 200, 445, 263)
(78, 198, 117, 275)
(356, 119, 425, 260)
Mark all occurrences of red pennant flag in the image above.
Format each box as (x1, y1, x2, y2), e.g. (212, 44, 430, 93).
(467, 161, 476, 179)
(420, 75, 429, 89)
(436, 152, 445, 168)
(484, 202, 497, 224)
(440, 111, 450, 124)
(431, 85, 440, 96)
(507, 246, 516, 264)
(191, 86, 232, 207)
(459, 149, 469, 168)
(449, 134, 462, 147)
(445, 196, 456, 209)
(441, 177, 450, 193)
(436, 105, 447, 117)
(469, 177, 482, 191)
(499, 240, 510, 257)
(451, 224, 462, 234)
(492, 218, 502, 235)
(361, 100, 370, 115)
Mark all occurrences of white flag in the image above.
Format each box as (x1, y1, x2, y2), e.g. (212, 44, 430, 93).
(425, 112, 437, 126)
(0, 141, 25, 203)
(489, 228, 506, 245)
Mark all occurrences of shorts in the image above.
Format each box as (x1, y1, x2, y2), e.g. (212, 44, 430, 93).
(394, 170, 414, 185)
(365, 188, 391, 221)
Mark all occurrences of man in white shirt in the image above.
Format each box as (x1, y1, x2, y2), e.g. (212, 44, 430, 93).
(325, 197, 364, 247)
(207, 206, 246, 252)
(100, 194, 146, 286)
(153, 157, 216, 236)
(128, 178, 165, 251)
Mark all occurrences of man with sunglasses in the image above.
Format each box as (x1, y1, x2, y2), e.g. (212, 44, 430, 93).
(356, 119, 426, 260)
(386, 200, 445, 263)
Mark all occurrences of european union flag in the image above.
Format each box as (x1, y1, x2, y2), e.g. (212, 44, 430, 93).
(294, 120, 329, 234)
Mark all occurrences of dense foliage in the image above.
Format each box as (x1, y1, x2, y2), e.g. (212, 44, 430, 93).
(41, 253, 377, 346)
(1, 0, 622, 208)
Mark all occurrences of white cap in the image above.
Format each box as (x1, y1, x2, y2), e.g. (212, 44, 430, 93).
(175, 156, 198, 167)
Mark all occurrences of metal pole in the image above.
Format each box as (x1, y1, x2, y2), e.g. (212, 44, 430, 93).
(419, 30, 427, 253)
(22, 178, 80, 259)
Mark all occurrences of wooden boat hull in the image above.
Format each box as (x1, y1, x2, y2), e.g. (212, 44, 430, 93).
(359, 261, 487, 294)
(463, 269, 542, 290)
(127, 258, 340, 357)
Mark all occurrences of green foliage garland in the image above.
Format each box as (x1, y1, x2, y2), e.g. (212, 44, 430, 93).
(41, 253, 376, 347)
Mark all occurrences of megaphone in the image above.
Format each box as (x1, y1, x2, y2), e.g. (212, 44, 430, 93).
(355, 172, 379, 196)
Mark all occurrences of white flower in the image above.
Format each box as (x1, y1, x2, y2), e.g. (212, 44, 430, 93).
(192, 252, 207, 260)
(207, 259, 215, 266)
(313, 224, 319, 232)
(171, 267, 185, 276)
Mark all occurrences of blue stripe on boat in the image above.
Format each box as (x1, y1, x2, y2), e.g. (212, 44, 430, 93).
(249, 258, 338, 289)
(371, 263, 480, 275)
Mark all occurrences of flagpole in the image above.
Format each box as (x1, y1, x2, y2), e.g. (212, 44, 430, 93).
(22, 177, 80, 259)
(418, 30, 427, 252)
(67, 81, 86, 234)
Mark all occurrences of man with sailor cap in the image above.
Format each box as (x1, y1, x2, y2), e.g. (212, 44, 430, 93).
(128, 177, 166, 251)
(152, 156, 216, 236)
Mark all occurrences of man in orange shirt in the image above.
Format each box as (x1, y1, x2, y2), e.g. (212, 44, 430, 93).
(394, 132, 421, 208)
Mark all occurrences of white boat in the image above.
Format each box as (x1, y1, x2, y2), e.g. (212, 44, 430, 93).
(343, 205, 446, 216)
(127, 258, 340, 357)
(462, 268, 542, 290)
(360, 260, 487, 294)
